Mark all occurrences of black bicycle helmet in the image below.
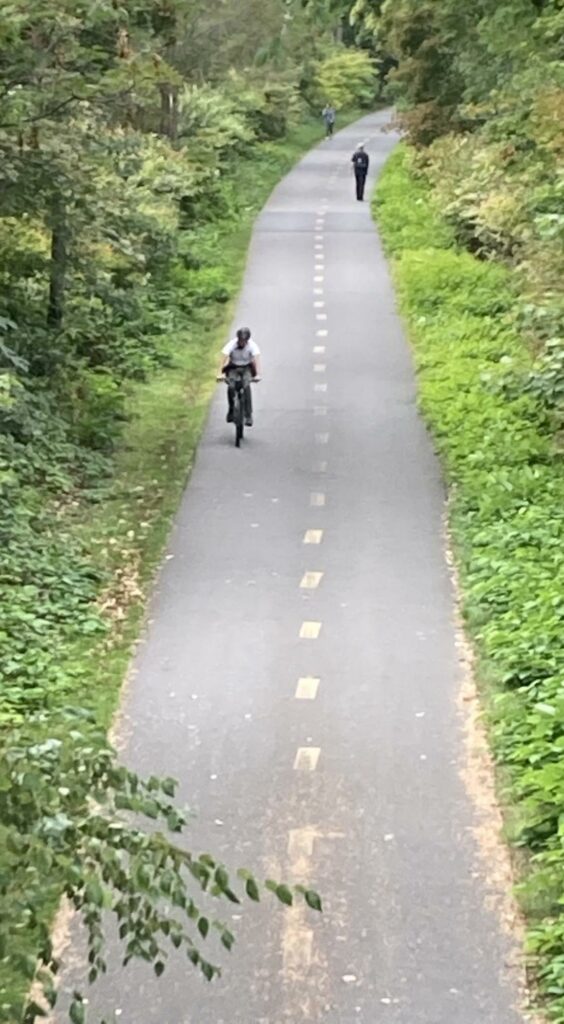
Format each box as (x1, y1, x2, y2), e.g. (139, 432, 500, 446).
(236, 327, 251, 342)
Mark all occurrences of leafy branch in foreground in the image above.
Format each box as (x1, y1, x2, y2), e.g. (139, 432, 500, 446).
(0, 709, 322, 1024)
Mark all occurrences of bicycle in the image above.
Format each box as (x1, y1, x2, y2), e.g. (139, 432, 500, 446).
(218, 369, 260, 447)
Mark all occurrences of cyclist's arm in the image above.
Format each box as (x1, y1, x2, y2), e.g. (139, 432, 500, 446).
(219, 341, 234, 375)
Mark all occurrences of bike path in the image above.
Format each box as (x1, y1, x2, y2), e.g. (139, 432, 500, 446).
(66, 111, 525, 1023)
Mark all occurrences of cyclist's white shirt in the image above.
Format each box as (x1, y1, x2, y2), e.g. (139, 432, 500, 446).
(222, 338, 260, 366)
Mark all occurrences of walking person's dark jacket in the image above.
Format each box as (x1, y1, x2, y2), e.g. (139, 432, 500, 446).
(351, 146, 369, 201)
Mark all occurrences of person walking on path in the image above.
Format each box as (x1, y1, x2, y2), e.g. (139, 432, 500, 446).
(351, 142, 369, 200)
(322, 103, 336, 137)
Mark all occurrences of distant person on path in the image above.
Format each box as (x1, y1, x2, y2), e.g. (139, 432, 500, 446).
(351, 143, 369, 201)
(322, 103, 336, 137)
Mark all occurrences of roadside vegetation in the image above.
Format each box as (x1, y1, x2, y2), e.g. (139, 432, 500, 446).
(0, 1, 379, 1019)
(367, 0, 563, 1016)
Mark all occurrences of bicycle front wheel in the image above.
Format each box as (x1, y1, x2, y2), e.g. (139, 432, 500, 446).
(234, 395, 244, 447)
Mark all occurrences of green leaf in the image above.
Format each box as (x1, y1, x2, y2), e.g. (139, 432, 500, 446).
(305, 889, 322, 912)
(161, 777, 176, 797)
(245, 877, 260, 902)
(275, 885, 293, 907)
(23, 1002, 48, 1022)
(201, 961, 215, 982)
(69, 998, 86, 1024)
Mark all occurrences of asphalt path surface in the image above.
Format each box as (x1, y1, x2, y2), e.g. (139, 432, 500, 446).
(63, 111, 525, 1023)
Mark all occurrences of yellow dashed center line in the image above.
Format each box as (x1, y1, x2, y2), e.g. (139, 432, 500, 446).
(299, 620, 322, 638)
(293, 746, 321, 770)
(303, 529, 324, 544)
(300, 571, 324, 589)
(282, 925, 314, 978)
(295, 676, 320, 700)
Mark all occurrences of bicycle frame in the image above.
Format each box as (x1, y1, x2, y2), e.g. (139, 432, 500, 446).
(223, 369, 253, 447)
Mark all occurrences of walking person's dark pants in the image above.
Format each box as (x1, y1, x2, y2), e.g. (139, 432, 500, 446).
(355, 171, 367, 200)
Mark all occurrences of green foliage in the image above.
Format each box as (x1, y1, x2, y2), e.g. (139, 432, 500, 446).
(310, 47, 377, 108)
(0, 710, 321, 1023)
(373, 149, 454, 253)
(364, 0, 564, 415)
(375, 146, 564, 1021)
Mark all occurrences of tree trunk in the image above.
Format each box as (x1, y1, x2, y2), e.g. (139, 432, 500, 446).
(159, 83, 178, 140)
(47, 196, 67, 328)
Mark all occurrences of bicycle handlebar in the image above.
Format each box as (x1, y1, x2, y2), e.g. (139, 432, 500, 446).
(217, 375, 261, 383)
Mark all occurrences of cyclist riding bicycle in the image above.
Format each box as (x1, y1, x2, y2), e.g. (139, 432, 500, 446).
(219, 327, 261, 427)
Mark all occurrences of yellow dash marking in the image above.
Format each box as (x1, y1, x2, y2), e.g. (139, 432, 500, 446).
(282, 926, 314, 978)
(314, 301, 325, 308)
(314, 364, 326, 373)
(314, 288, 324, 295)
(316, 329, 328, 337)
(313, 345, 326, 354)
(300, 571, 324, 590)
(293, 746, 321, 770)
(316, 314, 327, 321)
(314, 275, 324, 282)
(288, 826, 317, 858)
(314, 382, 328, 392)
(295, 677, 320, 700)
(304, 529, 324, 544)
(310, 491, 325, 506)
(315, 432, 329, 444)
(299, 620, 322, 638)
